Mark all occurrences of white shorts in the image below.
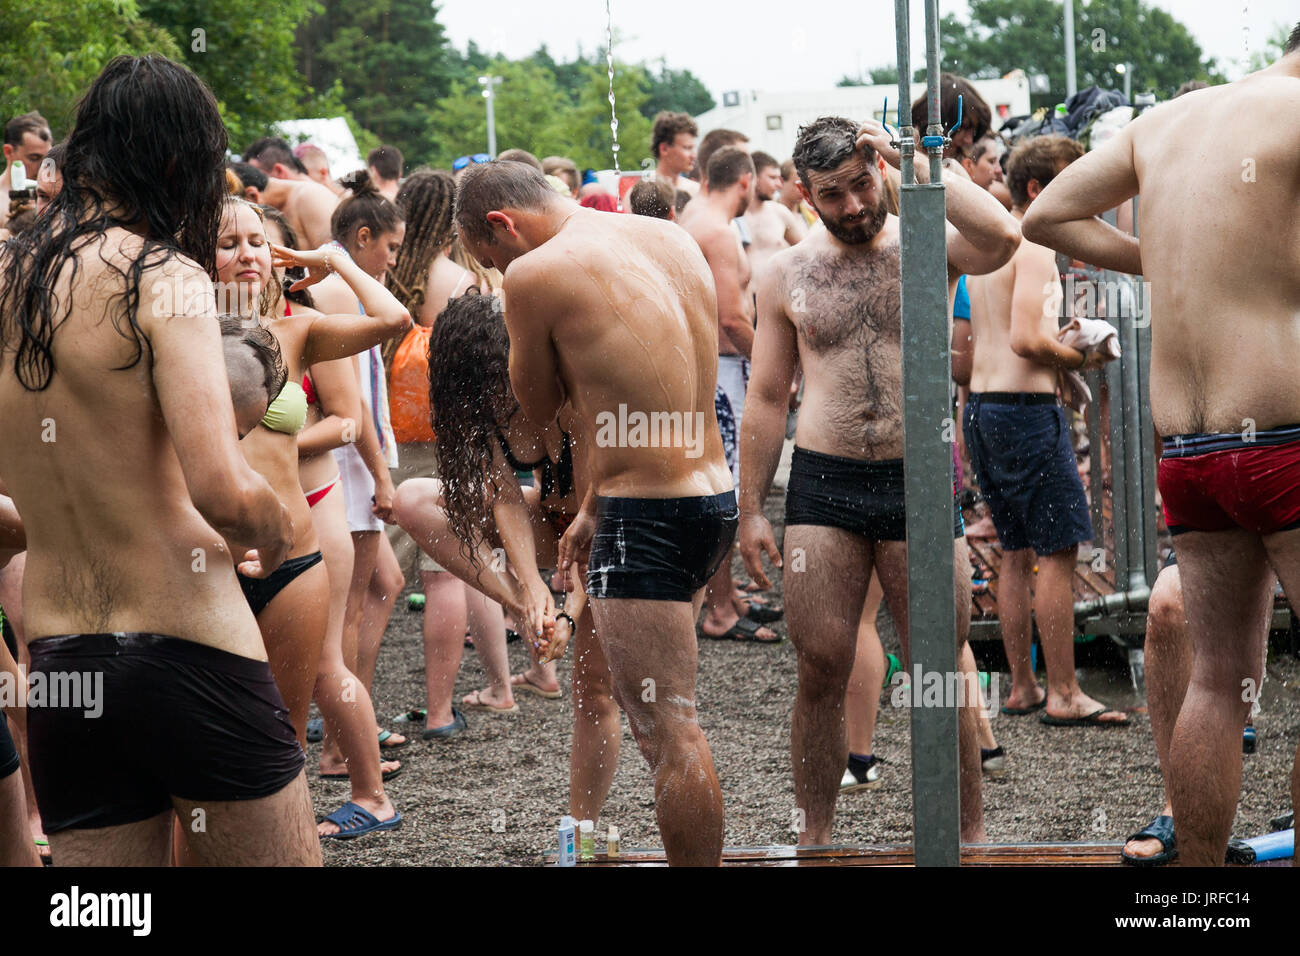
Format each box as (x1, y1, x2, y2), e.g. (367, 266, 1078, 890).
(718, 355, 749, 432)
(717, 355, 749, 482)
(333, 444, 383, 533)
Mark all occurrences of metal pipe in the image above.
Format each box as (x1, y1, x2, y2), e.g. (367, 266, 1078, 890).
(1064, 0, 1077, 98)
(1075, 585, 1151, 619)
(898, 0, 961, 868)
(895, 0, 914, 186)
(924, 0, 944, 182)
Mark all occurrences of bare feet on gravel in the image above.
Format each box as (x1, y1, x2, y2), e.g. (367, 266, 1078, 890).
(511, 668, 561, 696)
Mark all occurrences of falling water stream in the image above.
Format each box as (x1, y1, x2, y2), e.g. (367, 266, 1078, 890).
(605, 0, 622, 208)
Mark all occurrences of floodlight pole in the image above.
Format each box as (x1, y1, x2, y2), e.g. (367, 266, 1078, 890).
(479, 75, 502, 158)
(896, 0, 961, 867)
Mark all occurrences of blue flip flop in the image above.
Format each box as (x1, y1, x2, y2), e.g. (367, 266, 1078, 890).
(319, 802, 402, 840)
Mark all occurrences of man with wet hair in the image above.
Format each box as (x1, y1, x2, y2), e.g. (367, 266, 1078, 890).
(0, 111, 52, 229)
(739, 115, 1021, 844)
(367, 145, 403, 201)
(0, 54, 318, 866)
(652, 111, 699, 196)
(628, 178, 675, 220)
(455, 159, 736, 866)
(1023, 20, 1300, 867)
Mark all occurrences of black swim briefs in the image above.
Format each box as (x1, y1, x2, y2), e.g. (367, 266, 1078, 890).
(784, 446, 964, 540)
(26, 632, 303, 833)
(586, 491, 739, 602)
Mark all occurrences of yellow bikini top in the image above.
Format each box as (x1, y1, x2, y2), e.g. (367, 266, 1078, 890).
(261, 380, 307, 435)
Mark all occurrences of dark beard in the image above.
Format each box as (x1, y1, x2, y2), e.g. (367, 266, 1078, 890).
(820, 199, 887, 245)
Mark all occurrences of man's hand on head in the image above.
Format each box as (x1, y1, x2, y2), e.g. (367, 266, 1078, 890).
(857, 120, 900, 172)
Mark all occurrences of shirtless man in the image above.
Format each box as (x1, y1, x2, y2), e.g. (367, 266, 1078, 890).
(1023, 22, 1300, 867)
(742, 151, 808, 286)
(965, 135, 1128, 728)
(0, 54, 318, 866)
(247, 136, 339, 248)
(0, 112, 51, 229)
(651, 111, 699, 197)
(454, 160, 736, 866)
(679, 147, 779, 644)
(295, 143, 344, 196)
(739, 116, 1021, 844)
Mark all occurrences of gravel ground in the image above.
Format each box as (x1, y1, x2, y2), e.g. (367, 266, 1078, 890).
(313, 492, 1300, 866)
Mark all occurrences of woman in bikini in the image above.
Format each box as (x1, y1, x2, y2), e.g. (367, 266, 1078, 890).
(393, 292, 620, 824)
(215, 196, 408, 839)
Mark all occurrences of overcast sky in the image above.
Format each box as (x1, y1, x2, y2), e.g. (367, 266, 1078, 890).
(439, 0, 1295, 98)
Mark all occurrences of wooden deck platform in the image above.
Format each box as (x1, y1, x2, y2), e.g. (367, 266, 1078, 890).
(545, 842, 1127, 867)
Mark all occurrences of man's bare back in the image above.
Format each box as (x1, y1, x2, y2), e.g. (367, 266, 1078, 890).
(0, 233, 285, 654)
(679, 199, 753, 357)
(506, 209, 731, 499)
(1025, 72, 1300, 435)
(967, 236, 1066, 395)
(266, 178, 339, 251)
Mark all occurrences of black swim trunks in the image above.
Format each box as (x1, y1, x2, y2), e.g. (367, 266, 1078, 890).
(785, 446, 964, 540)
(26, 632, 304, 833)
(586, 491, 738, 602)
(238, 550, 324, 617)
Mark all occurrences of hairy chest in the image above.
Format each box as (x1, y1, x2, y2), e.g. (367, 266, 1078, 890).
(787, 246, 902, 356)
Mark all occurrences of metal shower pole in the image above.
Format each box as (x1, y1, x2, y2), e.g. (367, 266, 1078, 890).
(896, 0, 961, 866)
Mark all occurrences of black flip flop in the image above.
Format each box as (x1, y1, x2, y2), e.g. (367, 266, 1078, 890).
(1122, 814, 1177, 866)
(1040, 707, 1129, 727)
(698, 617, 782, 644)
(744, 602, 784, 624)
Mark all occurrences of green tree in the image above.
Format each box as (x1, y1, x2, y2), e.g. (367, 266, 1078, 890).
(553, 62, 654, 171)
(0, 0, 179, 134)
(937, 0, 1222, 110)
(139, 0, 335, 150)
(299, 0, 456, 164)
(641, 61, 715, 118)
(426, 58, 571, 167)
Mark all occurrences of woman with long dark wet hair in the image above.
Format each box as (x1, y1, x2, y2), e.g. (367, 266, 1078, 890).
(394, 292, 619, 823)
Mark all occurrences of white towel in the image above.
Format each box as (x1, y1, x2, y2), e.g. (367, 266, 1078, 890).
(1056, 318, 1121, 413)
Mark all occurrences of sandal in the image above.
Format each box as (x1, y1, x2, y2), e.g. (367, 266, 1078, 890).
(1121, 814, 1176, 866)
(698, 617, 782, 644)
(319, 802, 402, 840)
(377, 728, 408, 751)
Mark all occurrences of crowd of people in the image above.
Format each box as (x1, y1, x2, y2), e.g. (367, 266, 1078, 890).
(0, 25, 1297, 867)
